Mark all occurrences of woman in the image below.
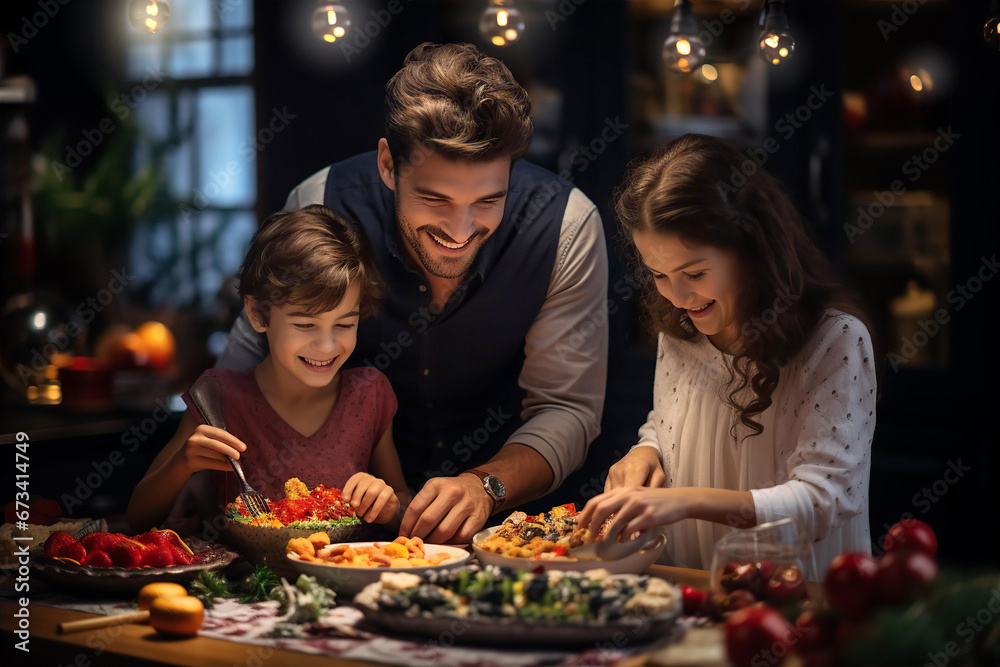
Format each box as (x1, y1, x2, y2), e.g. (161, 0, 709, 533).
(579, 134, 876, 578)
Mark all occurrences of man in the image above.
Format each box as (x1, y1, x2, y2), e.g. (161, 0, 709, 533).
(218, 42, 608, 543)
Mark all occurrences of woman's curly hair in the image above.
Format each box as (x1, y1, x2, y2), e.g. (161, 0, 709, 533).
(615, 134, 874, 440)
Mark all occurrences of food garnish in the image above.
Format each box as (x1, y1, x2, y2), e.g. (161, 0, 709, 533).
(475, 503, 611, 561)
(226, 478, 359, 529)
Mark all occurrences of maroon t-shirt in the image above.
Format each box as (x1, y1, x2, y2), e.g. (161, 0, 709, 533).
(180, 365, 397, 504)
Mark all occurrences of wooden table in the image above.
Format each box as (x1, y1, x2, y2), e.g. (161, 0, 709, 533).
(2, 566, 711, 667)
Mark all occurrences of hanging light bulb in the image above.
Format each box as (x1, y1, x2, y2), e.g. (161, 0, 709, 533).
(663, 0, 707, 74)
(759, 0, 795, 65)
(985, 1, 1000, 51)
(128, 0, 170, 34)
(479, 1, 526, 47)
(311, 2, 352, 43)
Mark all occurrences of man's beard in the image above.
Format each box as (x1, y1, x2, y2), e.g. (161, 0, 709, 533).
(395, 203, 488, 280)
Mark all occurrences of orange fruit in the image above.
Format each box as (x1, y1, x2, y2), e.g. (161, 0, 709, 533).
(134, 321, 175, 371)
(137, 582, 189, 611)
(149, 595, 204, 636)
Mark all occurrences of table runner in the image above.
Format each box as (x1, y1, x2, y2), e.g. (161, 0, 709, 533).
(10, 582, 681, 667)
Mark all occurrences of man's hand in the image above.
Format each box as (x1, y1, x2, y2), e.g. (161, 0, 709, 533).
(398, 474, 493, 544)
(604, 446, 665, 492)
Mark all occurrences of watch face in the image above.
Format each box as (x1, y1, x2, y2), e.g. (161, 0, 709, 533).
(485, 476, 506, 499)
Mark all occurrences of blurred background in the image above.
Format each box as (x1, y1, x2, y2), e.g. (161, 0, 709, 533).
(1, 0, 997, 566)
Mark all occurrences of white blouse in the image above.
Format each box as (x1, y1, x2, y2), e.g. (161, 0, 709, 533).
(633, 309, 875, 580)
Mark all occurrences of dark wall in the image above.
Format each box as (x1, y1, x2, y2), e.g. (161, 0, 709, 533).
(252, 0, 651, 515)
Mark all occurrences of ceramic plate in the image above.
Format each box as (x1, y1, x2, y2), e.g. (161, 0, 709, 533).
(286, 542, 471, 596)
(31, 537, 238, 597)
(471, 526, 666, 574)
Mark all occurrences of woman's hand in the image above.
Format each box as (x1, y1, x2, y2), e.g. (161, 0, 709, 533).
(343, 473, 399, 524)
(604, 446, 665, 492)
(181, 424, 246, 473)
(578, 486, 693, 540)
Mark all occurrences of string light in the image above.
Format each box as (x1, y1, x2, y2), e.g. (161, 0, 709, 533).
(663, 0, 706, 74)
(985, 1, 1000, 51)
(128, 0, 170, 34)
(311, 2, 352, 43)
(759, 0, 795, 66)
(479, 1, 525, 47)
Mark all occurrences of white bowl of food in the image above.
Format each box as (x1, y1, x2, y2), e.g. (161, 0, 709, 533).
(285, 535, 471, 596)
(472, 504, 666, 574)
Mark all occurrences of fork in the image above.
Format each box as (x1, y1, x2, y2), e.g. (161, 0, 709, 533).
(187, 374, 270, 518)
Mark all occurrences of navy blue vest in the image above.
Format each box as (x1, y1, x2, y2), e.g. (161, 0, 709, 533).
(323, 152, 572, 492)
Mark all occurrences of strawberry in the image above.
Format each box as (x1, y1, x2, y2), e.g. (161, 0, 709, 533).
(168, 545, 193, 566)
(84, 533, 142, 556)
(150, 529, 192, 554)
(81, 550, 114, 568)
(143, 547, 175, 568)
(81, 532, 115, 553)
(57, 542, 87, 563)
(44, 532, 80, 559)
(110, 544, 144, 569)
(135, 531, 172, 548)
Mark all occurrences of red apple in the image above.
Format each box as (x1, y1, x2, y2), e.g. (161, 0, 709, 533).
(755, 560, 777, 581)
(824, 553, 877, 617)
(726, 603, 794, 667)
(873, 551, 937, 605)
(882, 519, 937, 559)
(680, 585, 708, 616)
(766, 565, 807, 604)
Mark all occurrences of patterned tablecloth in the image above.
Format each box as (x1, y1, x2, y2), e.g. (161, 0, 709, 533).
(14, 582, 684, 667)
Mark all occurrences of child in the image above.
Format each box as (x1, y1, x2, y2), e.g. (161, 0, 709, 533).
(579, 135, 876, 578)
(128, 205, 409, 533)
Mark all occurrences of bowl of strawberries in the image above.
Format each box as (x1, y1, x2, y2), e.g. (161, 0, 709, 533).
(33, 528, 237, 596)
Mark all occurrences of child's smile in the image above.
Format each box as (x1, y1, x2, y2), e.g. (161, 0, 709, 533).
(631, 229, 743, 352)
(247, 284, 361, 391)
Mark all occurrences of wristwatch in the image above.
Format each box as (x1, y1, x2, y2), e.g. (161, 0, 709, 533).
(464, 468, 506, 514)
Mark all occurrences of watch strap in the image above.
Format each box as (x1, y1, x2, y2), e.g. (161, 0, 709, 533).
(465, 468, 504, 513)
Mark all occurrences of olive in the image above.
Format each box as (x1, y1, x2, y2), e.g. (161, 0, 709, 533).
(473, 600, 502, 616)
(526, 576, 548, 602)
(378, 592, 411, 612)
(603, 598, 625, 620)
(412, 584, 447, 611)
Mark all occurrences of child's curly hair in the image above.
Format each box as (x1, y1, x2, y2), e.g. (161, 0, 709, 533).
(615, 134, 875, 440)
(239, 204, 383, 323)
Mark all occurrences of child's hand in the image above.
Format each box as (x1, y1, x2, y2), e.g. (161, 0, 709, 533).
(181, 424, 246, 472)
(343, 473, 399, 524)
(578, 487, 690, 540)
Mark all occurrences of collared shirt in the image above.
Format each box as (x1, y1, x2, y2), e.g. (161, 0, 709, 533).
(218, 156, 608, 494)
